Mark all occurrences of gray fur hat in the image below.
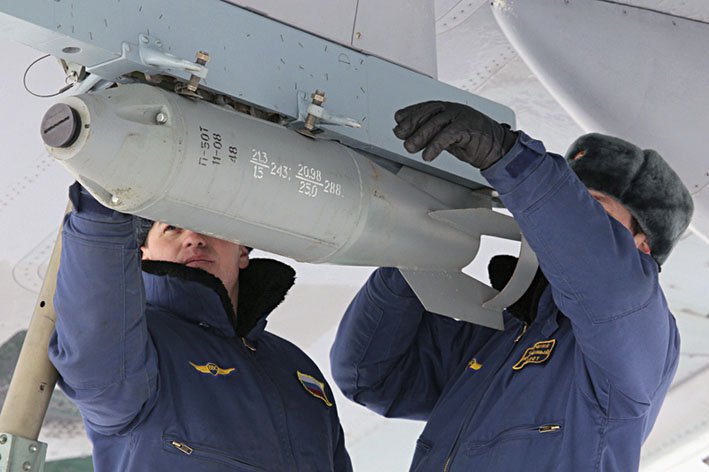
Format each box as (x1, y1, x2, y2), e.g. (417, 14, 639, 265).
(566, 133, 693, 265)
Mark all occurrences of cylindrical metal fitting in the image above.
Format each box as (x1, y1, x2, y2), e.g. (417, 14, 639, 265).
(304, 90, 326, 131)
(40, 103, 81, 148)
(44, 83, 481, 270)
(195, 51, 210, 65)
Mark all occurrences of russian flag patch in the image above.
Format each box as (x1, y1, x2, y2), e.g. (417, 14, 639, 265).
(296, 371, 333, 407)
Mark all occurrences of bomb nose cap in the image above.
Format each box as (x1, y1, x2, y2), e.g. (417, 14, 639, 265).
(41, 103, 81, 148)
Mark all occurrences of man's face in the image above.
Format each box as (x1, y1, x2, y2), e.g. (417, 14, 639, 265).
(588, 190, 651, 255)
(141, 223, 250, 293)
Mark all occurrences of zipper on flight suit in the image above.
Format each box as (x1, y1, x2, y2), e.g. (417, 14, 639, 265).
(443, 318, 529, 471)
(171, 441, 193, 454)
(167, 438, 265, 470)
(538, 424, 561, 433)
(238, 336, 298, 469)
(241, 336, 257, 351)
(514, 322, 528, 343)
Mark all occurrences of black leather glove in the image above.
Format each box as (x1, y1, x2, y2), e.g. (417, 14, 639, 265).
(393, 101, 518, 169)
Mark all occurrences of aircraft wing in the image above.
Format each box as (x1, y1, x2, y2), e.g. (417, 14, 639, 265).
(0, 1, 707, 470)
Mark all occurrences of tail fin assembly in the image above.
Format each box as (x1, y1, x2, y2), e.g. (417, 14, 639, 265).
(399, 269, 504, 329)
(400, 208, 538, 330)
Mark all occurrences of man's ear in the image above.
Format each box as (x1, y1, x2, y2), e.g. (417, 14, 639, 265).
(634, 233, 652, 255)
(140, 246, 151, 260)
(238, 245, 250, 270)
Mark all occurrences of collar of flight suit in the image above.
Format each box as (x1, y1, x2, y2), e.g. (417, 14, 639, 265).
(488, 254, 553, 329)
(141, 258, 295, 340)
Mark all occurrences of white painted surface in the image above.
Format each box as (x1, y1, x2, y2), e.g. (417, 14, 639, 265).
(0, 0, 708, 468)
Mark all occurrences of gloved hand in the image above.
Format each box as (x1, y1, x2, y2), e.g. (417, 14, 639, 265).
(393, 101, 518, 169)
(68, 181, 116, 217)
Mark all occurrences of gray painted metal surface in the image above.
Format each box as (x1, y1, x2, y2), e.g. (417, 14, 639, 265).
(492, 0, 709, 239)
(351, 0, 438, 77)
(0, 0, 513, 190)
(45, 83, 534, 327)
(230, 0, 439, 77)
(619, 0, 709, 23)
(229, 0, 360, 49)
(0, 433, 47, 472)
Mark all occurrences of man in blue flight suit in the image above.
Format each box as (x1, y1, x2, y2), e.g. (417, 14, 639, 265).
(330, 101, 693, 471)
(49, 184, 352, 471)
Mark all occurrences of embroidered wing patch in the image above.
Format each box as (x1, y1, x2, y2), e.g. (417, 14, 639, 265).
(512, 339, 556, 371)
(190, 361, 236, 377)
(467, 358, 483, 371)
(297, 371, 333, 407)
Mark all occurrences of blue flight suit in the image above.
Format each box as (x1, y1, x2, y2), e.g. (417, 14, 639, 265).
(330, 133, 679, 471)
(50, 185, 351, 471)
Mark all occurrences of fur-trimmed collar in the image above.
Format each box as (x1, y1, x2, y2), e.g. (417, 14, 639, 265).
(141, 258, 295, 338)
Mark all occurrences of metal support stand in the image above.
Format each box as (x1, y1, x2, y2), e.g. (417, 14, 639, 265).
(0, 203, 70, 471)
(0, 434, 47, 472)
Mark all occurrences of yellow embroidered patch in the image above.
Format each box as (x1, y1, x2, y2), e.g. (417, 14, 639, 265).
(297, 371, 333, 407)
(512, 339, 556, 371)
(467, 359, 483, 371)
(189, 361, 236, 377)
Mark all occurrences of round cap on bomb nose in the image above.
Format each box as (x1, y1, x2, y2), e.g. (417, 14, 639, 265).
(41, 103, 81, 148)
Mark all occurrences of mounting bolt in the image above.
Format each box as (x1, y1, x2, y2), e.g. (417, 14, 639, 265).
(29, 444, 38, 453)
(22, 462, 32, 471)
(111, 195, 121, 205)
(186, 51, 210, 93)
(304, 90, 326, 131)
(195, 51, 210, 66)
(155, 112, 168, 124)
(0, 434, 7, 444)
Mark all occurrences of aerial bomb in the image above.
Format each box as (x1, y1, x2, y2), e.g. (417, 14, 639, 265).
(43, 84, 537, 329)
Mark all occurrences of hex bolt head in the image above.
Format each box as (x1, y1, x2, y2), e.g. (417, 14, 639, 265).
(111, 195, 121, 205)
(155, 112, 168, 124)
(22, 462, 32, 471)
(0, 434, 7, 444)
(311, 90, 325, 106)
(196, 51, 210, 65)
(29, 444, 38, 453)
(41, 103, 82, 148)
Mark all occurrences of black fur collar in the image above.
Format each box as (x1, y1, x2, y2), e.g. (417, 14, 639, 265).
(488, 255, 549, 325)
(141, 258, 295, 337)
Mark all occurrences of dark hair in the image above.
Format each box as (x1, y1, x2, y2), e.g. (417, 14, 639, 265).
(630, 216, 644, 237)
(134, 217, 156, 248)
(135, 217, 253, 253)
